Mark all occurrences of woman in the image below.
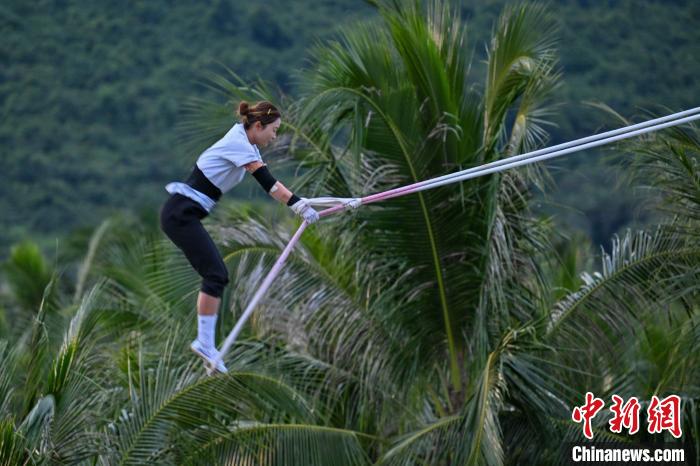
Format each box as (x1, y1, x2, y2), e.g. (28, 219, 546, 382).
(160, 100, 319, 373)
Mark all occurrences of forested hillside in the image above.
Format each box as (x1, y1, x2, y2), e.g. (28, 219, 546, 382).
(1, 0, 698, 254)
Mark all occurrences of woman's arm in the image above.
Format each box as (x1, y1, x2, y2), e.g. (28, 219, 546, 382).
(244, 161, 319, 223)
(244, 161, 293, 204)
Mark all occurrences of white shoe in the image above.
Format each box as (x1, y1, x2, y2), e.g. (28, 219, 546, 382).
(190, 339, 228, 374)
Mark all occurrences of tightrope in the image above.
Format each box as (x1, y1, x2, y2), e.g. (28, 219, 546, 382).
(215, 107, 700, 365)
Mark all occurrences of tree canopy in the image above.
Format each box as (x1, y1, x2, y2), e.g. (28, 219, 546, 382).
(1, 0, 698, 255)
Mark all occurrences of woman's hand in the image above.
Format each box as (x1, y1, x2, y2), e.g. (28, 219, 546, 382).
(243, 161, 319, 223)
(289, 198, 320, 224)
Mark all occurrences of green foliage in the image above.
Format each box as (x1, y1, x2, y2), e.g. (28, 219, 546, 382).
(1, 0, 698, 255)
(0, 0, 375, 255)
(2, 242, 53, 313)
(182, 1, 699, 462)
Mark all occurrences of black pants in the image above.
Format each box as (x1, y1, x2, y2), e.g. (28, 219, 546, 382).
(159, 194, 229, 298)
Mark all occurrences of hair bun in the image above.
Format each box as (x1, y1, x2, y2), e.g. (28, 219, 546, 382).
(238, 101, 250, 117)
(237, 100, 280, 129)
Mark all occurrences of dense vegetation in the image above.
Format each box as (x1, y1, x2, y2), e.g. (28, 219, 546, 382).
(1, 0, 698, 255)
(0, 1, 698, 464)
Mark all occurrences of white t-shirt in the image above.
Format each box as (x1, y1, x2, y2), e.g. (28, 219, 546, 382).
(196, 123, 262, 193)
(165, 123, 262, 212)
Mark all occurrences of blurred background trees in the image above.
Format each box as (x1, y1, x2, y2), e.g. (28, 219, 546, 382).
(1, 0, 698, 255)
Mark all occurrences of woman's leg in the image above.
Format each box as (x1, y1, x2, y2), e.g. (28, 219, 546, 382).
(197, 291, 220, 315)
(178, 232, 228, 349)
(161, 196, 229, 348)
(196, 291, 220, 352)
(160, 195, 229, 372)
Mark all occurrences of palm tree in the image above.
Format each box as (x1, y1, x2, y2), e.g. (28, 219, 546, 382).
(187, 0, 570, 462)
(185, 0, 700, 462)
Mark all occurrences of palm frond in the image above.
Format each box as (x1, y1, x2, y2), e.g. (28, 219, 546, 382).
(549, 228, 699, 334)
(42, 283, 113, 463)
(177, 66, 284, 157)
(547, 228, 700, 396)
(183, 423, 373, 466)
(2, 241, 54, 315)
(73, 218, 112, 303)
(483, 2, 558, 155)
(627, 121, 700, 222)
(0, 343, 14, 419)
(377, 329, 529, 466)
(0, 417, 30, 466)
(214, 208, 424, 429)
(377, 414, 462, 465)
(106, 335, 320, 465)
(18, 395, 54, 460)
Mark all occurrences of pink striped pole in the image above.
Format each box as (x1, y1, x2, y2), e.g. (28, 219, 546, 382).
(216, 221, 309, 363)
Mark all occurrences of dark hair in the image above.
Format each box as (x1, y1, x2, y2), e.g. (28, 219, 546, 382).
(238, 101, 281, 130)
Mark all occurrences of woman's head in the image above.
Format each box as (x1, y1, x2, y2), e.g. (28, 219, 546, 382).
(238, 101, 281, 147)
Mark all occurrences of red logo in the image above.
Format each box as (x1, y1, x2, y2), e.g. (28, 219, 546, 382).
(647, 395, 682, 438)
(572, 393, 683, 439)
(572, 392, 605, 439)
(609, 395, 640, 435)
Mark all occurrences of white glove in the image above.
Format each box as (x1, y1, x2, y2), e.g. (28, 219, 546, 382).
(290, 198, 320, 224)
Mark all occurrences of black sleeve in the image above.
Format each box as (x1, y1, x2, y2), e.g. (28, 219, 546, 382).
(251, 165, 278, 193)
